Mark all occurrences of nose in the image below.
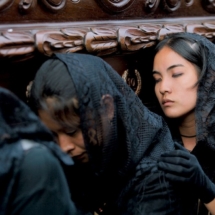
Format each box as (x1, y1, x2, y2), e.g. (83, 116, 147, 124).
(58, 133, 75, 153)
(159, 78, 171, 95)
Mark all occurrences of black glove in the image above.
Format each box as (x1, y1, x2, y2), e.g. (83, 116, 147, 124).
(158, 149, 215, 204)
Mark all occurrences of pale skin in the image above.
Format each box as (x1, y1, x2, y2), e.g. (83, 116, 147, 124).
(153, 46, 215, 214)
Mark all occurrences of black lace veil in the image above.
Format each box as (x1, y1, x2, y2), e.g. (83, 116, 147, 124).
(54, 53, 176, 177)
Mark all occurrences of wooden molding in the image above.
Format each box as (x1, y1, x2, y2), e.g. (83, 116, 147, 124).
(1, 20, 215, 61)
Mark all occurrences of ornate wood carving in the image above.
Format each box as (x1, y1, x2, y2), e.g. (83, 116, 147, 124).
(19, 0, 36, 13)
(1, 22, 215, 60)
(5, 0, 66, 14)
(36, 29, 87, 56)
(163, 0, 181, 12)
(158, 24, 184, 40)
(85, 28, 118, 56)
(0, 30, 35, 60)
(145, 0, 194, 13)
(122, 69, 142, 95)
(97, 0, 136, 12)
(98, 0, 195, 13)
(202, 0, 215, 13)
(119, 25, 160, 51)
(144, 0, 160, 13)
(0, 0, 14, 12)
(186, 22, 215, 40)
(40, 0, 66, 12)
(0, 0, 211, 16)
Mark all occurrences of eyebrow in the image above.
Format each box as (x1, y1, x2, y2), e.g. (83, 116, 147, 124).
(152, 64, 184, 75)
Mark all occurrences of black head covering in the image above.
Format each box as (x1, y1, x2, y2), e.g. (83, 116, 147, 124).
(182, 33, 215, 180)
(0, 87, 73, 214)
(31, 53, 190, 213)
(157, 32, 215, 181)
(52, 53, 176, 177)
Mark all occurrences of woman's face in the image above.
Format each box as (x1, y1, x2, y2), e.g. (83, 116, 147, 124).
(39, 110, 89, 163)
(153, 46, 198, 119)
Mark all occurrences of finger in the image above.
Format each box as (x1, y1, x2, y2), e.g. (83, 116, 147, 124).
(161, 150, 190, 159)
(158, 156, 190, 168)
(165, 173, 188, 183)
(158, 162, 190, 176)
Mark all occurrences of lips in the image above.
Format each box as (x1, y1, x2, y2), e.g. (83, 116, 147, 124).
(162, 99, 174, 106)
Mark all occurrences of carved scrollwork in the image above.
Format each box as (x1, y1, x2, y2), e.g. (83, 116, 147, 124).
(19, 0, 66, 13)
(19, 0, 37, 13)
(0, 0, 14, 12)
(162, 0, 181, 12)
(144, 0, 193, 13)
(119, 25, 160, 51)
(201, 0, 215, 13)
(36, 29, 86, 56)
(41, 0, 66, 12)
(97, 0, 136, 12)
(144, 0, 160, 13)
(186, 23, 215, 40)
(0, 31, 35, 60)
(1, 22, 215, 60)
(158, 24, 184, 40)
(185, 0, 193, 6)
(85, 28, 118, 56)
(122, 69, 142, 95)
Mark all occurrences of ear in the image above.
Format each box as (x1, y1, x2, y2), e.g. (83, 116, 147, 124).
(101, 94, 114, 121)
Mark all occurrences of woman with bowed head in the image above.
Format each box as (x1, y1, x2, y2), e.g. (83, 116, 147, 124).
(29, 52, 208, 214)
(152, 32, 215, 214)
(0, 87, 77, 215)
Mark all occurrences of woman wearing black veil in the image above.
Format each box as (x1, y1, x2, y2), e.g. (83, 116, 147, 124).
(152, 33, 215, 214)
(29, 52, 209, 214)
(0, 87, 76, 215)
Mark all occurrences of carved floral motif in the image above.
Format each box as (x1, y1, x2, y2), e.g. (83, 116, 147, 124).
(119, 25, 159, 51)
(186, 23, 215, 40)
(1, 22, 215, 60)
(0, 31, 35, 60)
(158, 24, 184, 40)
(36, 29, 87, 56)
(85, 28, 118, 56)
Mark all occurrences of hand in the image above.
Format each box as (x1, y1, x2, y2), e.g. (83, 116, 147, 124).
(158, 150, 215, 203)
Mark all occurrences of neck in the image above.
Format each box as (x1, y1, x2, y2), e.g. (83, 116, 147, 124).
(178, 111, 196, 137)
(177, 111, 197, 151)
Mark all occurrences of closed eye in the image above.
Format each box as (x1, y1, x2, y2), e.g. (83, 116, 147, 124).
(154, 78, 162, 84)
(172, 73, 183, 78)
(66, 130, 78, 136)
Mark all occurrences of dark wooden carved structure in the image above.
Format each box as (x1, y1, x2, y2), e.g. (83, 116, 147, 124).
(0, 0, 215, 109)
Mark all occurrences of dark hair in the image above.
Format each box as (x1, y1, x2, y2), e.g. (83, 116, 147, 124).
(154, 33, 207, 83)
(29, 58, 80, 129)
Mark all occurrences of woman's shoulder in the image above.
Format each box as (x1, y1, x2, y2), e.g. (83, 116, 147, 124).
(20, 139, 62, 176)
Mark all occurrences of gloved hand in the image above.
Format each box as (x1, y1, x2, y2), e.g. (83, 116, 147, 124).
(158, 149, 215, 204)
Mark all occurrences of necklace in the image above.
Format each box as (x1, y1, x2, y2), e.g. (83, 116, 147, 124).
(180, 134, 196, 138)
